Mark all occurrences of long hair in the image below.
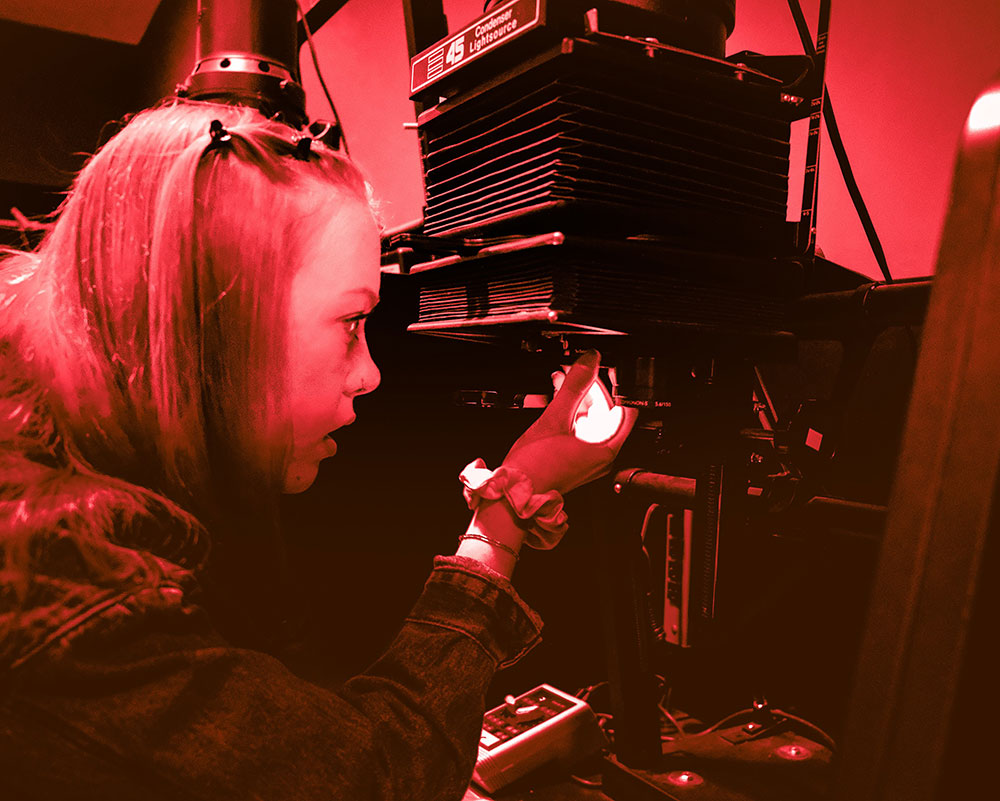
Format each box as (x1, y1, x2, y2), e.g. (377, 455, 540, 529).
(0, 100, 370, 628)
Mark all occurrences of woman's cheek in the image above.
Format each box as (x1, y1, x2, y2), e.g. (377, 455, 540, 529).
(296, 331, 346, 387)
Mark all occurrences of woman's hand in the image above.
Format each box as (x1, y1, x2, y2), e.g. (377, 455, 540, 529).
(502, 350, 637, 495)
(457, 350, 636, 578)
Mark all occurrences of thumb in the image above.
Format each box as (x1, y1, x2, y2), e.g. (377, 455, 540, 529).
(549, 349, 601, 423)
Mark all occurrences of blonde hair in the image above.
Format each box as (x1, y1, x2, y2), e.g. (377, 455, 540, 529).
(1, 100, 371, 604)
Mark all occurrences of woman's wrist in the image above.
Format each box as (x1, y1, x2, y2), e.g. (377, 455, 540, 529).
(455, 499, 526, 579)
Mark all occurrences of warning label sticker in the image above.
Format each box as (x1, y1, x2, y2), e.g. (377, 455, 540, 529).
(410, 0, 542, 95)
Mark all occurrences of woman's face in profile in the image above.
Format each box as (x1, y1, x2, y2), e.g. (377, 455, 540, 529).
(283, 195, 381, 493)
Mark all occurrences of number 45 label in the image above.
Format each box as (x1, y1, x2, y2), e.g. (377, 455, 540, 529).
(445, 38, 465, 66)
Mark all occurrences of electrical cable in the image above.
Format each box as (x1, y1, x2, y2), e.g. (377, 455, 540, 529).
(294, 0, 350, 155)
(575, 681, 608, 702)
(570, 685, 610, 789)
(657, 703, 686, 738)
(678, 704, 837, 752)
(653, 674, 687, 738)
(771, 708, 838, 752)
(687, 706, 757, 736)
(785, 0, 893, 282)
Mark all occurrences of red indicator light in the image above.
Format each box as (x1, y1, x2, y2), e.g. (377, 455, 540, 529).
(775, 743, 812, 761)
(666, 770, 704, 786)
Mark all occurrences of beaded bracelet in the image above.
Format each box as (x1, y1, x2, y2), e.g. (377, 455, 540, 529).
(458, 532, 520, 561)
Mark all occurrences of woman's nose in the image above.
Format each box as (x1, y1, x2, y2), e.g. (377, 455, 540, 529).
(352, 348, 380, 396)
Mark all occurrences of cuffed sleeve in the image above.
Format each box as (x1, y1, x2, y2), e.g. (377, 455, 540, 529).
(406, 555, 543, 669)
(4, 553, 545, 801)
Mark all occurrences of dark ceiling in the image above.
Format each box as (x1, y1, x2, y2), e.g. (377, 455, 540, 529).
(0, 0, 164, 44)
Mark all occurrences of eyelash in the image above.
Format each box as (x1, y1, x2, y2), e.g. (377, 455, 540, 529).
(344, 314, 368, 339)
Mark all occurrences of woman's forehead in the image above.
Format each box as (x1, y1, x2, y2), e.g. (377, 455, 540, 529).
(308, 192, 378, 247)
(294, 197, 380, 304)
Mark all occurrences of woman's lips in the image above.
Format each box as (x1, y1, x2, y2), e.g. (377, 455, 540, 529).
(325, 415, 355, 438)
(317, 415, 354, 458)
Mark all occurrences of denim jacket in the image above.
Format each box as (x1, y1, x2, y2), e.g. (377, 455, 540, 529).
(0, 543, 543, 801)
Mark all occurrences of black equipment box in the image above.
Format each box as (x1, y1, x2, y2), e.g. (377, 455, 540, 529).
(407, 233, 804, 340)
(411, 0, 795, 251)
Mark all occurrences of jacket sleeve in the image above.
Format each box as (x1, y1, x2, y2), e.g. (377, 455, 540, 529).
(4, 555, 543, 801)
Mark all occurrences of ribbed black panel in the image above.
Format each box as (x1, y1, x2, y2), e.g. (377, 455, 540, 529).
(412, 237, 802, 336)
(418, 39, 792, 246)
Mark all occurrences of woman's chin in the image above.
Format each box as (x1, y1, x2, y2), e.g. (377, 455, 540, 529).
(281, 438, 337, 494)
(281, 457, 321, 494)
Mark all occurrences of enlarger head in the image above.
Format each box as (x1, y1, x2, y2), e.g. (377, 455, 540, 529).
(481, 0, 737, 58)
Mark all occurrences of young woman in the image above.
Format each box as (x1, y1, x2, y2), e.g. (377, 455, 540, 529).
(0, 100, 634, 799)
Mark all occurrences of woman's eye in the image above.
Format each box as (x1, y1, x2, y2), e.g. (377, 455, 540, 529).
(344, 315, 366, 339)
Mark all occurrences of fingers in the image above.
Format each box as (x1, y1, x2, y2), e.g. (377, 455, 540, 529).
(551, 371, 565, 394)
(562, 349, 601, 394)
(550, 350, 601, 423)
(549, 352, 636, 452)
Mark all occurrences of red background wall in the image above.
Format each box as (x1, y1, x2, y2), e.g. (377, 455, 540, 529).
(300, 0, 1000, 281)
(3, 1, 996, 281)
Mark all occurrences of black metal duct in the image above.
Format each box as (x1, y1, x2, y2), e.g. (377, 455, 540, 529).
(179, 0, 306, 127)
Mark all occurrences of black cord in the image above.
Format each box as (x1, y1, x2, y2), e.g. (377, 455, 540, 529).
(785, 0, 893, 282)
(681, 705, 838, 752)
(295, 0, 350, 155)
